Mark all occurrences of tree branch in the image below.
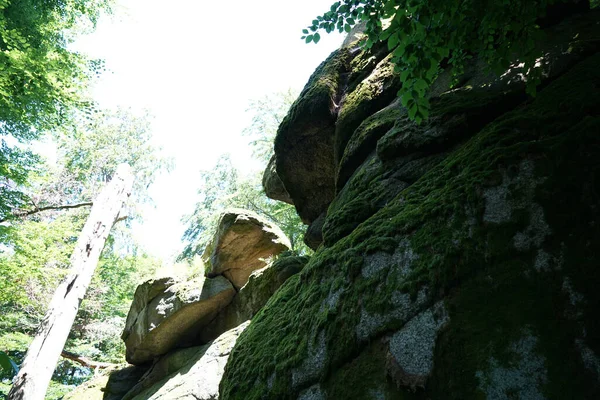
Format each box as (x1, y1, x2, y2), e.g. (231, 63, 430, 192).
(1, 202, 93, 223)
(60, 350, 117, 370)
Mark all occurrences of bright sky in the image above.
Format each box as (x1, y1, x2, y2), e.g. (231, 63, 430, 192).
(73, 0, 344, 261)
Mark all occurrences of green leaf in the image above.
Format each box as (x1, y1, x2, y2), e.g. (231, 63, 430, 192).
(388, 32, 399, 50)
(347, 17, 355, 25)
(393, 43, 406, 58)
(400, 70, 410, 82)
(306, 35, 313, 44)
(313, 33, 321, 44)
(302, 29, 309, 34)
(408, 104, 418, 119)
(379, 28, 392, 41)
(400, 90, 413, 107)
(414, 78, 428, 92)
(0, 351, 18, 378)
(344, 24, 352, 33)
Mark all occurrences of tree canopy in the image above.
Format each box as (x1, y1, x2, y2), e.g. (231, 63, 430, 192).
(0, 0, 113, 223)
(0, 0, 111, 138)
(0, 108, 167, 399)
(305, 0, 592, 122)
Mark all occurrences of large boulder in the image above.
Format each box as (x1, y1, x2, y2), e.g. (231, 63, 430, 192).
(203, 209, 291, 289)
(122, 275, 235, 365)
(273, 38, 389, 224)
(219, 9, 600, 400)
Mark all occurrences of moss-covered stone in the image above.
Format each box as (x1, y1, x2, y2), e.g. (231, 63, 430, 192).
(273, 40, 387, 224)
(220, 49, 600, 399)
(337, 100, 404, 189)
(263, 154, 293, 205)
(274, 47, 355, 224)
(334, 54, 401, 169)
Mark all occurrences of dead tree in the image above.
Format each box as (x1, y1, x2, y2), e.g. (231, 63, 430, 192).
(8, 164, 134, 400)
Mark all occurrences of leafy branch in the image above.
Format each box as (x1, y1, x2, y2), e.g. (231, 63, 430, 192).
(305, 0, 568, 122)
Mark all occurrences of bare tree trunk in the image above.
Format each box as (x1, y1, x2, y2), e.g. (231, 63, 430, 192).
(8, 164, 134, 400)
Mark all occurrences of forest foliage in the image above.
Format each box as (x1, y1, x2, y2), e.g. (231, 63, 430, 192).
(179, 89, 311, 261)
(0, 1, 172, 397)
(304, 0, 593, 122)
(0, 107, 168, 398)
(0, 0, 115, 221)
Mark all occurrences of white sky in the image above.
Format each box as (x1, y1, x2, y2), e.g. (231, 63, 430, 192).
(74, 0, 344, 261)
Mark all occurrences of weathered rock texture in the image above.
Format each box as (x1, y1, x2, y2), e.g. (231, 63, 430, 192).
(198, 256, 309, 343)
(123, 323, 249, 400)
(122, 275, 235, 364)
(220, 8, 600, 400)
(203, 208, 291, 289)
(263, 155, 293, 205)
(71, 256, 305, 400)
(65, 324, 248, 400)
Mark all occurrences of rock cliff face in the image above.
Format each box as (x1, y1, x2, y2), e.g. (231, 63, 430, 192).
(66, 209, 304, 400)
(220, 8, 600, 400)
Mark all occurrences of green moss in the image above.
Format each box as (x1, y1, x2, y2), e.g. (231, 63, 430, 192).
(276, 48, 353, 144)
(325, 83, 529, 249)
(376, 86, 527, 161)
(337, 101, 404, 189)
(334, 54, 401, 166)
(323, 339, 418, 399)
(221, 52, 600, 399)
(428, 259, 588, 399)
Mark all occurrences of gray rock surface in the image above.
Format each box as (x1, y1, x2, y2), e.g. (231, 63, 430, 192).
(304, 211, 325, 250)
(122, 275, 235, 365)
(126, 322, 249, 400)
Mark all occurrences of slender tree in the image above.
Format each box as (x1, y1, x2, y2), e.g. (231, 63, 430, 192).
(8, 164, 133, 400)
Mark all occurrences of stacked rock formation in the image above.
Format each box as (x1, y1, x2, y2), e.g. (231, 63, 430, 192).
(69, 5, 600, 399)
(66, 209, 306, 400)
(220, 6, 600, 400)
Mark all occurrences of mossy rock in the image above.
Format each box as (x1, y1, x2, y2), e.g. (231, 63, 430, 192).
(220, 51, 600, 399)
(274, 47, 354, 224)
(273, 40, 387, 224)
(334, 53, 401, 169)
